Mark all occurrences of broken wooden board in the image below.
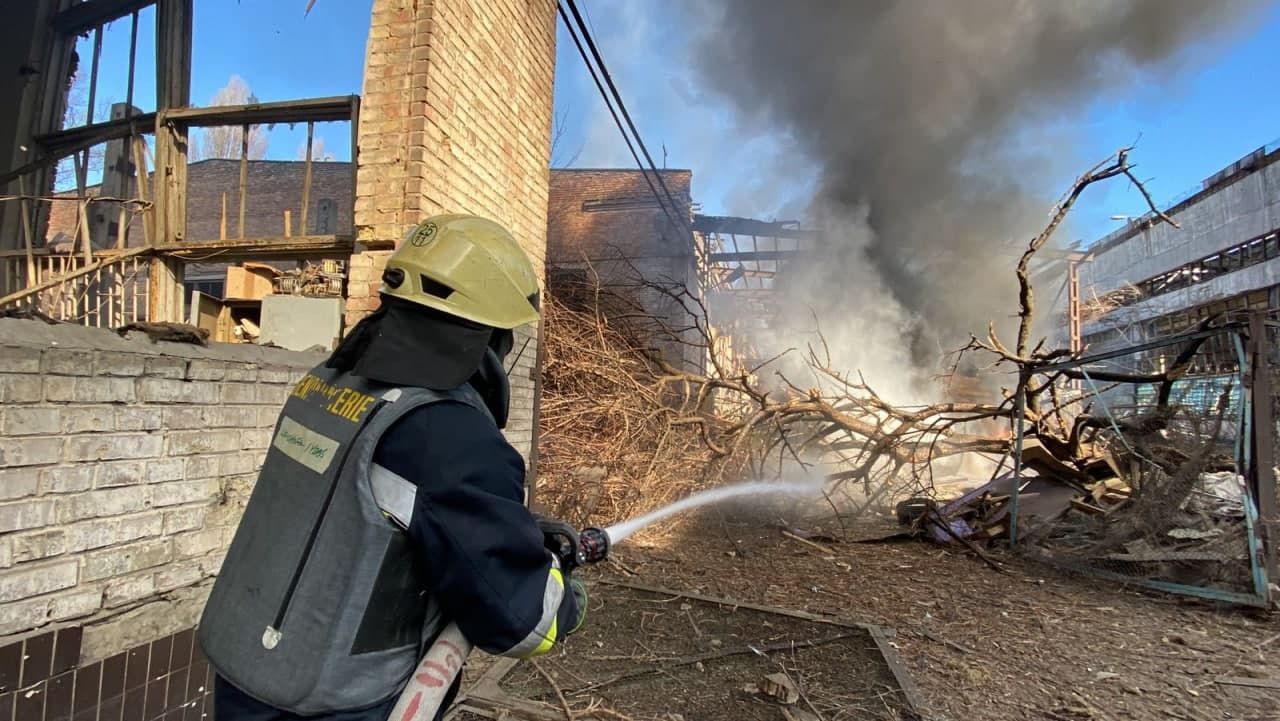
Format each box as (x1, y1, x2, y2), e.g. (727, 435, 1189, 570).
(453, 581, 926, 721)
(1020, 438, 1093, 485)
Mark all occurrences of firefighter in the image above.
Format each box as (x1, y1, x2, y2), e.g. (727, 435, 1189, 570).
(198, 215, 587, 721)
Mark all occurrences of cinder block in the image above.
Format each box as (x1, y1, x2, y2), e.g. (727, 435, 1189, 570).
(220, 383, 258, 404)
(258, 407, 282, 427)
(115, 407, 162, 431)
(219, 452, 261, 476)
(173, 528, 224, 558)
(223, 364, 259, 382)
(199, 551, 228, 577)
(167, 429, 242, 456)
(0, 374, 43, 403)
(184, 359, 227, 381)
(102, 573, 155, 608)
(255, 384, 290, 406)
(0, 559, 78, 602)
(64, 519, 121, 552)
(239, 429, 273, 451)
(57, 487, 149, 522)
(150, 479, 219, 508)
(0, 346, 41, 372)
(144, 356, 188, 379)
(0, 597, 51, 636)
(258, 366, 293, 383)
(184, 454, 221, 479)
(215, 407, 258, 428)
(138, 378, 218, 405)
(95, 461, 145, 489)
(11, 529, 68, 563)
(38, 466, 94, 494)
(82, 538, 174, 581)
(115, 512, 165, 543)
(0, 468, 39, 500)
(93, 352, 145, 377)
(45, 377, 135, 404)
(162, 406, 211, 430)
(154, 564, 204, 593)
(64, 433, 163, 462)
(48, 587, 103, 622)
(144, 458, 186, 483)
(162, 505, 208, 535)
(62, 406, 115, 433)
(0, 436, 63, 467)
(41, 348, 95, 376)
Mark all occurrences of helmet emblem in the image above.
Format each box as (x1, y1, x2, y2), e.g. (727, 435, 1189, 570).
(409, 222, 438, 247)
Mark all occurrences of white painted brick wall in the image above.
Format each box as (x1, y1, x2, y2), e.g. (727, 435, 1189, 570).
(0, 318, 325, 659)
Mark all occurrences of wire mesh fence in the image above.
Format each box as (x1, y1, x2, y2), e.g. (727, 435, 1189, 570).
(1011, 320, 1274, 606)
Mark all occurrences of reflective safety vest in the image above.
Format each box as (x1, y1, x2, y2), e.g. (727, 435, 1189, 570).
(198, 364, 491, 715)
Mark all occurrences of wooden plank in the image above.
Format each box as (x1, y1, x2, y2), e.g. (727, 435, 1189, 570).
(0, 247, 152, 308)
(189, 290, 223, 338)
(17, 177, 35, 286)
(21, 114, 158, 173)
(125, 10, 140, 114)
(147, 255, 185, 324)
(0, 249, 51, 259)
(152, 111, 188, 246)
(1071, 498, 1106, 516)
(116, 205, 128, 249)
(156, 0, 193, 111)
(87, 27, 103, 125)
(239, 126, 249, 238)
(301, 121, 313, 232)
(77, 201, 94, 263)
(131, 137, 153, 245)
(284, 210, 292, 237)
(220, 192, 228, 240)
(162, 96, 359, 126)
(154, 235, 354, 261)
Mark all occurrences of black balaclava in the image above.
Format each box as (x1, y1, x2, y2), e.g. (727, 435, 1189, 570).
(327, 296, 514, 427)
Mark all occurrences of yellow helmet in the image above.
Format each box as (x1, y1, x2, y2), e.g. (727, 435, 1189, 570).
(379, 214, 540, 329)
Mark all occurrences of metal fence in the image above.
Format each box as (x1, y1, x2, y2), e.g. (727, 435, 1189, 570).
(1009, 316, 1276, 607)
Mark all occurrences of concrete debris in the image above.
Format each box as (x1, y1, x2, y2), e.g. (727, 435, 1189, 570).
(757, 672, 800, 704)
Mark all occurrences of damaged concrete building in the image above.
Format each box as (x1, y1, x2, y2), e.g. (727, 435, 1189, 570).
(1069, 141, 1280, 406)
(0, 1, 556, 717)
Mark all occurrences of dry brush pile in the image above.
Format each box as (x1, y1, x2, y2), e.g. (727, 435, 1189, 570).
(535, 148, 1264, 581)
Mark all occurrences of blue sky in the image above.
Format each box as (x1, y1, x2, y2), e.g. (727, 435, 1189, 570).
(76, 1, 1280, 244)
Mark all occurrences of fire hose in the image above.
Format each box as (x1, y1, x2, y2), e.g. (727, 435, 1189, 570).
(389, 519, 610, 721)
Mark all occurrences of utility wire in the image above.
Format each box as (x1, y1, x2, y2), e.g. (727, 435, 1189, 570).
(557, 0, 693, 240)
(563, 0, 691, 234)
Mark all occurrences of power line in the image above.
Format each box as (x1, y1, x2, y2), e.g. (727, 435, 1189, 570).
(563, 0, 690, 234)
(557, 0, 693, 240)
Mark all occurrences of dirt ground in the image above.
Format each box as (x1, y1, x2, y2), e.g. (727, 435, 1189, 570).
(491, 583, 915, 721)
(464, 507, 1279, 721)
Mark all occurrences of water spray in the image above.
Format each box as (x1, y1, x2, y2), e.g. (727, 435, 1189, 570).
(391, 479, 822, 720)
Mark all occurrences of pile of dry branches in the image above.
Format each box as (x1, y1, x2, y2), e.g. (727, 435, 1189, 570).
(536, 147, 1241, 547)
(534, 275, 721, 526)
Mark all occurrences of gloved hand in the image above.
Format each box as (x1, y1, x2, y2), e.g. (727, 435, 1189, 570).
(566, 576, 588, 635)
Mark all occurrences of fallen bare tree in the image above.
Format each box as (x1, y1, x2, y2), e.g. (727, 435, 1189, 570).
(538, 147, 1263, 592)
